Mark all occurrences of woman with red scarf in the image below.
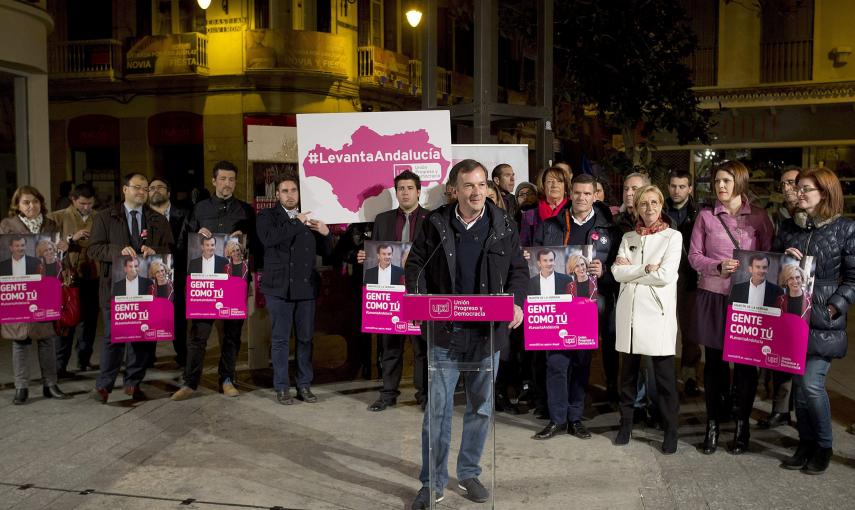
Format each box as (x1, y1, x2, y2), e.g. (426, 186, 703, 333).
(519, 165, 572, 247)
(612, 185, 683, 454)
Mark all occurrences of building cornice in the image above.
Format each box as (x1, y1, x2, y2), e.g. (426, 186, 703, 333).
(696, 81, 855, 109)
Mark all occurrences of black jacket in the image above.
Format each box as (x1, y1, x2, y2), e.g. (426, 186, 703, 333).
(729, 280, 784, 307)
(665, 196, 700, 291)
(533, 205, 622, 293)
(0, 255, 42, 276)
(373, 206, 430, 242)
(188, 255, 229, 274)
(527, 271, 572, 296)
(88, 204, 173, 308)
(364, 264, 405, 285)
(257, 205, 332, 300)
(404, 201, 528, 354)
(182, 196, 257, 262)
(774, 214, 855, 359)
(112, 276, 154, 297)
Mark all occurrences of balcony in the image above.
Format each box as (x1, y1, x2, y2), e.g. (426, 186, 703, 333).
(401, 58, 452, 98)
(244, 29, 351, 78)
(49, 39, 123, 80)
(125, 32, 209, 77)
(357, 46, 414, 93)
(761, 40, 812, 84)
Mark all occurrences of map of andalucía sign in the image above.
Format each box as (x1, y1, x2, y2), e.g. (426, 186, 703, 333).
(297, 111, 452, 224)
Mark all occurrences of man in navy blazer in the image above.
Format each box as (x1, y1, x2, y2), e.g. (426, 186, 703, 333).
(0, 235, 42, 276)
(363, 244, 405, 285)
(111, 256, 153, 297)
(187, 235, 228, 274)
(729, 253, 784, 307)
(527, 248, 572, 296)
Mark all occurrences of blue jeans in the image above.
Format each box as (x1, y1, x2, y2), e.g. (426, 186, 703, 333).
(793, 355, 833, 448)
(419, 339, 499, 491)
(266, 295, 315, 390)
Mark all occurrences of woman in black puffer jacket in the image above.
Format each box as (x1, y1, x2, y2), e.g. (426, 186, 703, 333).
(774, 167, 855, 475)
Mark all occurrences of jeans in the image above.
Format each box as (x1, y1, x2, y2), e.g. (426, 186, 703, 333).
(793, 356, 833, 448)
(56, 278, 99, 370)
(184, 318, 244, 389)
(267, 295, 315, 390)
(546, 349, 592, 424)
(419, 336, 499, 491)
(96, 308, 155, 391)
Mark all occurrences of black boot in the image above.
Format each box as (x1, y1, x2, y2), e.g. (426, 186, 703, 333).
(662, 429, 678, 455)
(13, 388, 28, 405)
(702, 420, 719, 455)
(43, 384, 70, 399)
(614, 420, 632, 446)
(730, 419, 750, 455)
(802, 447, 833, 475)
(781, 441, 816, 470)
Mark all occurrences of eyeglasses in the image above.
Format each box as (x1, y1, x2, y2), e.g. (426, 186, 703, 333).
(779, 180, 797, 190)
(797, 186, 819, 195)
(126, 185, 149, 192)
(149, 185, 168, 191)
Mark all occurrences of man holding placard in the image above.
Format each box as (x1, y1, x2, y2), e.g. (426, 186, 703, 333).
(405, 159, 527, 509)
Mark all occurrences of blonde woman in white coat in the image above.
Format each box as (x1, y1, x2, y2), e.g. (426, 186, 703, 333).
(612, 185, 683, 454)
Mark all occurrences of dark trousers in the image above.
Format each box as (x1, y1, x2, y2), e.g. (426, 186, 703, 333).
(267, 295, 315, 391)
(184, 318, 244, 390)
(378, 334, 426, 402)
(598, 294, 619, 390)
(703, 346, 758, 422)
(619, 353, 679, 433)
(172, 277, 187, 367)
(95, 308, 155, 391)
(56, 278, 99, 370)
(347, 281, 375, 378)
(496, 327, 523, 398)
(770, 369, 793, 414)
(546, 350, 592, 424)
(677, 286, 701, 376)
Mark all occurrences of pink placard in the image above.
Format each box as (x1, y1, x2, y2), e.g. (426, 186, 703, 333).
(402, 294, 515, 322)
(523, 295, 599, 350)
(185, 275, 248, 319)
(111, 296, 174, 343)
(0, 276, 61, 323)
(361, 285, 421, 335)
(723, 303, 809, 375)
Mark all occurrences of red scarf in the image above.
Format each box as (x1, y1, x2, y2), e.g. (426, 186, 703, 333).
(635, 217, 668, 236)
(538, 198, 567, 221)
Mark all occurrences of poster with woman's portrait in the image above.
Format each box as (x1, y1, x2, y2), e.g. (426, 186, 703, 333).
(361, 241, 419, 335)
(0, 233, 62, 323)
(186, 233, 248, 319)
(110, 255, 174, 342)
(723, 250, 814, 375)
(522, 245, 598, 351)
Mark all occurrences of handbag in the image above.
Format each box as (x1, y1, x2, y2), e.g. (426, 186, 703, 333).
(54, 270, 82, 336)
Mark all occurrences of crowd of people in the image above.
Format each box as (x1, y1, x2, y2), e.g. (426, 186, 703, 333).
(2, 157, 854, 509)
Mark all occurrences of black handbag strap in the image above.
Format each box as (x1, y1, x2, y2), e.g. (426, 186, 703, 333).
(716, 214, 741, 250)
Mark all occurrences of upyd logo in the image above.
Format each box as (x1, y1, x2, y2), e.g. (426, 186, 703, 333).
(428, 298, 452, 319)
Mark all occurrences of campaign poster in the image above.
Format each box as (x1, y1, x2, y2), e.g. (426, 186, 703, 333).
(723, 250, 813, 375)
(185, 233, 248, 320)
(297, 110, 452, 224)
(110, 255, 175, 342)
(523, 245, 599, 350)
(0, 233, 62, 323)
(361, 241, 420, 335)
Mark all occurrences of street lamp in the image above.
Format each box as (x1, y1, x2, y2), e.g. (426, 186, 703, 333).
(197, 0, 211, 9)
(406, 8, 423, 28)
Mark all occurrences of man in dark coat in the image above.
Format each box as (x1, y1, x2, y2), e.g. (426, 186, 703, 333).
(257, 174, 331, 405)
(406, 159, 527, 509)
(729, 253, 785, 306)
(88, 172, 173, 403)
(527, 248, 572, 296)
(361, 170, 430, 412)
(173, 161, 256, 400)
(111, 256, 153, 296)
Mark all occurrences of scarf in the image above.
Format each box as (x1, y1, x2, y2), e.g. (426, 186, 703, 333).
(538, 198, 567, 221)
(19, 214, 43, 234)
(635, 216, 668, 236)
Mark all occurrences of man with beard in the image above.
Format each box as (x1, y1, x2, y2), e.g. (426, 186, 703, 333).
(492, 164, 520, 223)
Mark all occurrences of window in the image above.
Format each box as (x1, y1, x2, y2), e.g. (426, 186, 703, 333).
(67, 0, 112, 40)
(253, 0, 270, 29)
(154, 0, 206, 35)
(680, 0, 718, 87)
(454, 21, 473, 76)
(761, 0, 814, 82)
(384, 0, 397, 51)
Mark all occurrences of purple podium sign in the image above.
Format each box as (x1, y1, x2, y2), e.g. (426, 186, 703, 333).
(723, 303, 808, 375)
(523, 295, 599, 350)
(0, 276, 61, 323)
(362, 285, 421, 335)
(186, 275, 248, 319)
(111, 296, 175, 343)
(402, 294, 514, 322)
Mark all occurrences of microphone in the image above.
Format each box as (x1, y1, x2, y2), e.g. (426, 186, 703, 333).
(414, 235, 446, 294)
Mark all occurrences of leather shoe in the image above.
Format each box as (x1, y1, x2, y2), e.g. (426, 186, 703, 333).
(13, 388, 28, 405)
(802, 447, 832, 475)
(123, 386, 147, 401)
(368, 398, 395, 411)
(222, 382, 240, 397)
(171, 386, 194, 401)
(93, 387, 109, 404)
(758, 412, 791, 429)
(730, 419, 750, 455)
(276, 390, 294, 405)
(614, 422, 632, 445)
(297, 387, 318, 403)
(532, 421, 566, 440)
(43, 384, 70, 399)
(781, 441, 816, 470)
(702, 420, 719, 454)
(568, 420, 592, 439)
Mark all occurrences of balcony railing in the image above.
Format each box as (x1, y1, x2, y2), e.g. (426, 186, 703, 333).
(125, 32, 208, 77)
(406, 59, 452, 97)
(761, 40, 812, 83)
(49, 39, 123, 80)
(357, 46, 412, 92)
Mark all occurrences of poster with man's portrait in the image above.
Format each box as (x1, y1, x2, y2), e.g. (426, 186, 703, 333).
(110, 254, 175, 342)
(0, 233, 62, 323)
(723, 250, 815, 375)
(522, 244, 598, 351)
(361, 240, 419, 335)
(186, 233, 248, 319)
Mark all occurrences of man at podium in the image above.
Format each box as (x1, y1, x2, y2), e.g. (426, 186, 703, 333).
(405, 159, 527, 509)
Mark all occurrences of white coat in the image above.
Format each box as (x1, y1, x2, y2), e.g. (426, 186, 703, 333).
(612, 227, 682, 356)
